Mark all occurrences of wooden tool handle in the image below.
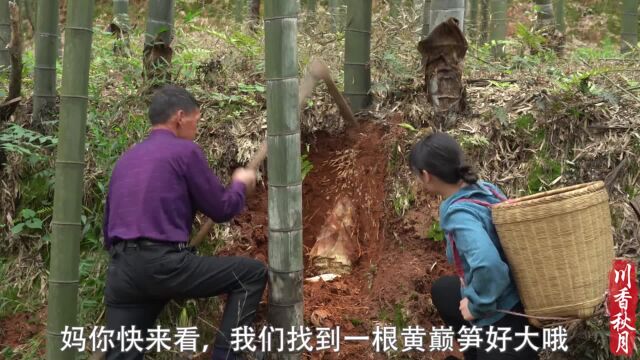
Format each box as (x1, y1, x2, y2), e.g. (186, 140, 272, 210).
(190, 141, 268, 247)
(190, 58, 354, 248)
(309, 59, 357, 126)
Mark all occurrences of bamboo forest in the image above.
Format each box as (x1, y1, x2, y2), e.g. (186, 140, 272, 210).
(0, 0, 639, 359)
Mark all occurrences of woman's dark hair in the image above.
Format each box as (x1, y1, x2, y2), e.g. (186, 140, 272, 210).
(409, 132, 479, 184)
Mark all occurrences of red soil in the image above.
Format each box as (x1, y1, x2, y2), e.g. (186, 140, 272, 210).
(224, 118, 461, 359)
(0, 310, 45, 355)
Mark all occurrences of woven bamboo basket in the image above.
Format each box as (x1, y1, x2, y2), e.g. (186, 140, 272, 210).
(492, 181, 614, 323)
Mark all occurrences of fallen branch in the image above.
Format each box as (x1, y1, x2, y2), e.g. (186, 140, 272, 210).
(604, 157, 628, 190)
(588, 123, 634, 131)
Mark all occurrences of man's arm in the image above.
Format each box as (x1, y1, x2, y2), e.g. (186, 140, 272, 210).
(445, 207, 511, 319)
(185, 146, 248, 223)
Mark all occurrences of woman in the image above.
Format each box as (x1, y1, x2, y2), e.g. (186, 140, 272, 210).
(409, 132, 540, 360)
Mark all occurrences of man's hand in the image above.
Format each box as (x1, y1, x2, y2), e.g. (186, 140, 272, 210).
(232, 167, 257, 193)
(460, 297, 475, 321)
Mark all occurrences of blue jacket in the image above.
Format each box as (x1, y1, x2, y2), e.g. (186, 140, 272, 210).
(439, 180, 521, 327)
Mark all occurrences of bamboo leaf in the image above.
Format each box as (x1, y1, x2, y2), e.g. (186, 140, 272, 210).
(20, 208, 36, 219)
(11, 223, 24, 235)
(398, 123, 417, 132)
(25, 218, 43, 229)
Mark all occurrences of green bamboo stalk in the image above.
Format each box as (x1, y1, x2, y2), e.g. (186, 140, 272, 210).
(344, 0, 372, 112)
(421, 0, 431, 38)
(621, 0, 638, 53)
(390, 0, 399, 17)
(265, 0, 303, 358)
(534, 0, 554, 30)
(0, 0, 10, 71)
(46, 0, 95, 359)
(308, 0, 316, 13)
(553, 0, 564, 33)
(111, 0, 130, 55)
(234, 0, 244, 22)
(480, 0, 489, 43)
(468, 0, 478, 37)
(143, 0, 175, 81)
(430, 0, 465, 33)
(32, 0, 59, 125)
(489, 0, 507, 58)
(329, 0, 338, 31)
(113, 0, 129, 30)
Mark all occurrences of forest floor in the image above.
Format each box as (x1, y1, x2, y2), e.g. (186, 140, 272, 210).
(1, 0, 639, 359)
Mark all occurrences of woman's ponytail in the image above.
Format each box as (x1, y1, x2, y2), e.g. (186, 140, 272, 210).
(409, 132, 479, 185)
(458, 164, 479, 184)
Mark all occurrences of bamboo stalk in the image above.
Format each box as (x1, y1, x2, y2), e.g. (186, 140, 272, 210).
(344, 0, 372, 112)
(480, 0, 489, 43)
(534, 0, 554, 30)
(328, 0, 345, 32)
(0, 0, 10, 71)
(421, 0, 431, 38)
(46, 0, 95, 359)
(468, 0, 478, 38)
(489, 0, 507, 58)
(621, 0, 638, 53)
(32, 0, 59, 125)
(111, 0, 130, 55)
(553, 0, 564, 33)
(308, 0, 316, 13)
(390, 0, 399, 17)
(265, 0, 303, 357)
(429, 0, 465, 33)
(143, 0, 175, 82)
(234, 0, 244, 23)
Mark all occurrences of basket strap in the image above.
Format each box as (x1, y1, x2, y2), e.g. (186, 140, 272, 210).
(447, 232, 466, 287)
(496, 309, 576, 322)
(448, 197, 497, 288)
(482, 183, 508, 202)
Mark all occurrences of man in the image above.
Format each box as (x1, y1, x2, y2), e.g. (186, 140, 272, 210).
(103, 85, 267, 360)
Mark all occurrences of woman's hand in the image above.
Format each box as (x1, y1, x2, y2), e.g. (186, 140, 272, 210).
(459, 298, 475, 321)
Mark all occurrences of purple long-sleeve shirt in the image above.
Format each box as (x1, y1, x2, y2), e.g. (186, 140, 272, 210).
(103, 129, 246, 249)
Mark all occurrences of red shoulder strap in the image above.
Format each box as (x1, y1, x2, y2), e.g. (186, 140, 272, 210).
(447, 183, 508, 288)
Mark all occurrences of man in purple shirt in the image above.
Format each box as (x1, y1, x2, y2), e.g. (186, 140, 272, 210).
(103, 85, 266, 360)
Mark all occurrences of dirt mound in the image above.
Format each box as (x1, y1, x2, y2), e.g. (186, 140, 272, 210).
(0, 310, 45, 355)
(223, 119, 460, 359)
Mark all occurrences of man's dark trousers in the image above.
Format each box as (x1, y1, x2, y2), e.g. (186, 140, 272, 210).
(104, 239, 268, 360)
